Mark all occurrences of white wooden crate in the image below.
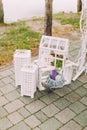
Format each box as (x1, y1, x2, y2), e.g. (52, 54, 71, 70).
(21, 64, 38, 98)
(14, 49, 31, 86)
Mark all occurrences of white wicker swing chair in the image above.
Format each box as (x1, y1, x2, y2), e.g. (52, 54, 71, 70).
(72, 0, 87, 81)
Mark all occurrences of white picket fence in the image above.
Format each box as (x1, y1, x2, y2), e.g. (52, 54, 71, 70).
(2, 0, 77, 23)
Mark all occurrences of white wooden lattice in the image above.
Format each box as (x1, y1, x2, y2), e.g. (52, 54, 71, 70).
(39, 35, 69, 70)
(38, 35, 72, 86)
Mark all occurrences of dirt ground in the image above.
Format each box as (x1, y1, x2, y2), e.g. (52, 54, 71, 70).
(25, 19, 81, 41)
(25, 19, 82, 56)
(0, 19, 81, 42)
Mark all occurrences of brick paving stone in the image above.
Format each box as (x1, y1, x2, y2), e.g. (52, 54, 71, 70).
(83, 127, 87, 130)
(11, 79, 15, 86)
(39, 117, 62, 130)
(26, 100, 46, 114)
(0, 84, 15, 94)
(0, 96, 8, 107)
(0, 69, 13, 78)
(68, 80, 83, 90)
(25, 115, 41, 128)
(75, 87, 87, 97)
(83, 84, 87, 89)
(9, 74, 15, 80)
(74, 110, 87, 127)
(0, 107, 8, 118)
(0, 117, 12, 130)
(9, 67, 14, 72)
(54, 86, 72, 97)
(8, 121, 31, 130)
(70, 45, 80, 54)
(78, 74, 87, 83)
(20, 96, 34, 105)
(80, 96, 87, 105)
(5, 90, 20, 101)
(65, 91, 80, 103)
(34, 90, 45, 99)
(39, 89, 47, 96)
(34, 127, 40, 130)
(4, 99, 24, 113)
(55, 108, 76, 124)
(35, 111, 48, 122)
(18, 107, 31, 118)
(59, 120, 82, 130)
(42, 104, 60, 117)
(69, 101, 86, 114)
(54, 97, 71, 110)
(1, 77, 13, 84)
(40, 92, 59, 105)
(7, 111, 23, 124)
(0, 80, 5, 86)
(0, 46, 87, 130)
(0, 90, 2, 96)
(0, 74, 2, 79)
(16, 87, 21, 93)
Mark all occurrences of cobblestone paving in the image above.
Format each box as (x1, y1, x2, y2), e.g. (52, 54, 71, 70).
(0, 53, 87, 130)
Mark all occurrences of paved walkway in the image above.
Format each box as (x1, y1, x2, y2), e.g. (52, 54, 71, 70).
(0, 45, 87, 130)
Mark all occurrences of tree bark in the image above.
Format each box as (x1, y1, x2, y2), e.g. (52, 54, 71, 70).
(0, 0, 4, 22)
(44, 0, 53, 36)
(77, 0, 82, 12)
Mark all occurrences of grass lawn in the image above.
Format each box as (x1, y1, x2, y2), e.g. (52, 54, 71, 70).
(0, 12, 80, 66)
(53, 12, 80, 28)
(0, 22, 41, 66)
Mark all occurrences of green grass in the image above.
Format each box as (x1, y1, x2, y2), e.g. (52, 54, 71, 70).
(0, 24, 41, 65)
(60, 17, 80, 28)
(53, 12, 81, 28)
(32, 17, 44, 21)
(0, 12, 81, 66)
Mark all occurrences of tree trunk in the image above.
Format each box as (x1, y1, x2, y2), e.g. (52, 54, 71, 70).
(44, 0, 53, 36)
(77, 0, 82, 12)
(0, 0, 4, 22)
